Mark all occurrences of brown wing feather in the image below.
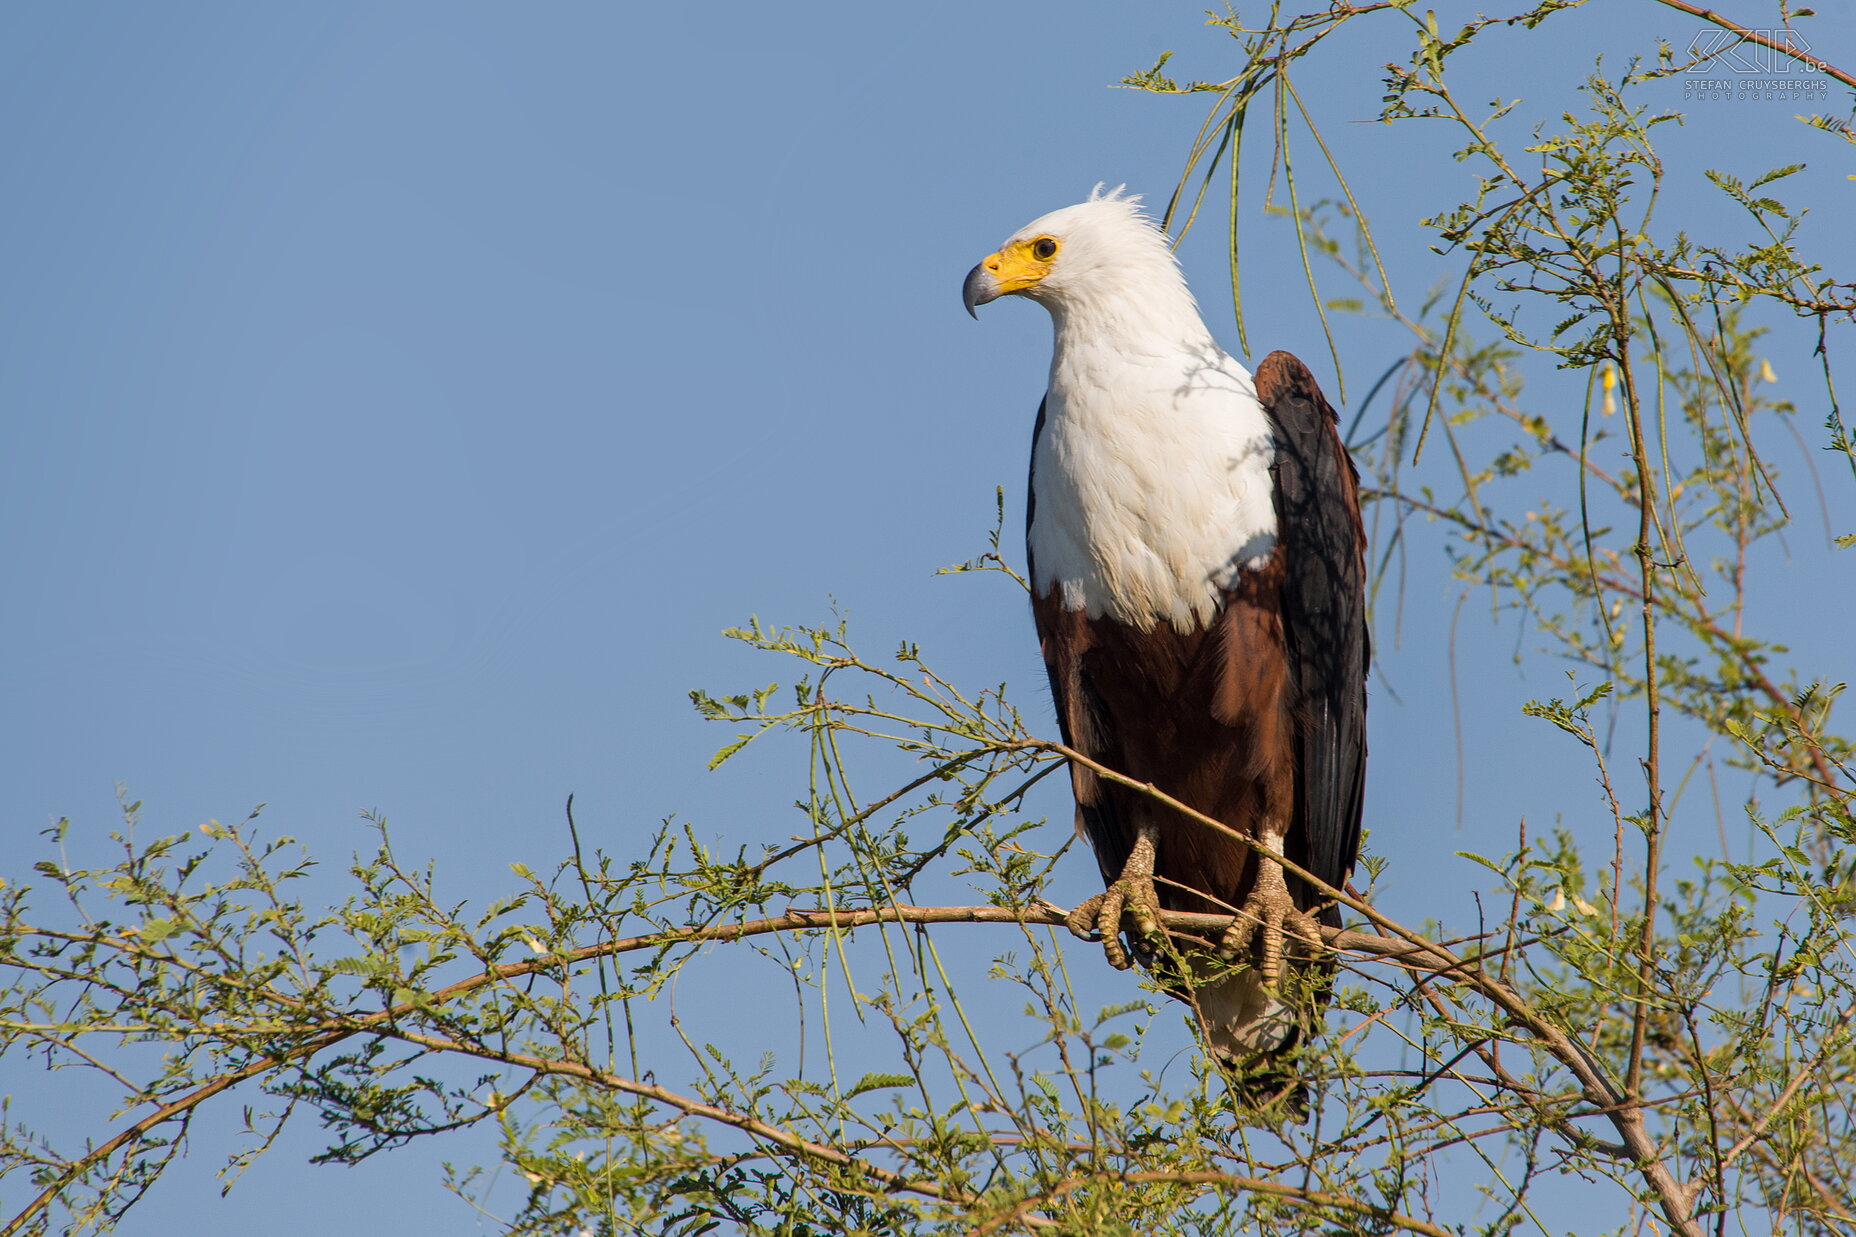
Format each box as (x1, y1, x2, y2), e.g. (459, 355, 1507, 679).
(1254, 351, 1370, 926)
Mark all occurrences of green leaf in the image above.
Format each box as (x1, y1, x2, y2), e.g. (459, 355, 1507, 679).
(707, 734, 756, 771)
(1750, 163, 1806, 189)
(140, 917, 181, 942)
(846, 1072, 913, 1098)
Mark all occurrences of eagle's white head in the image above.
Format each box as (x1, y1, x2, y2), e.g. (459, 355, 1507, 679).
(963, 186, 1208, 345)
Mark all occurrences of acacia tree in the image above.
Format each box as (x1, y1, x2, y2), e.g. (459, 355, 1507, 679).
(4, 4, 1854, 1235)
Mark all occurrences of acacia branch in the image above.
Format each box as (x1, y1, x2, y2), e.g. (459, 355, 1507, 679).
(2, 747, 1717, 1237)
(373, 1026, 1003, 1222)
(1719, 998, 1856, 1171)
(1366, 487, 1848, 794)
(0, 895, 1462, 1237)
(361, 1020, 1469, 1237)
(992, 1169, 1458, 1237)
(0, 1056, 282, 1237)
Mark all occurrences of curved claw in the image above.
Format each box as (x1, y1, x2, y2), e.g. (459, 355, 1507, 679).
(1067, 827, 1162, 972)
(1067, 888, 1132, 969)
(1216, 861, 1322, 989)
(1066, 877, 1162, 970)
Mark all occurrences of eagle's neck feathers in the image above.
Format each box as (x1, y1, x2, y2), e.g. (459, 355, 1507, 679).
(1024, 207, 1277, 632)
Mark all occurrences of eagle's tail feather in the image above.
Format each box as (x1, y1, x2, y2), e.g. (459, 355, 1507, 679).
(1192, 964, 1322, 1121)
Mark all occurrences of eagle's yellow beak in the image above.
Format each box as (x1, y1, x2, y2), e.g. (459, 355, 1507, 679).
(963, 238, 1059, 317)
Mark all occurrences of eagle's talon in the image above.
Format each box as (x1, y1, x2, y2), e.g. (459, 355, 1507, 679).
(1216, 859, 1322, 988)
(1065, 878, 1160, 971)
(1065, 888, 1128, 969)
(1216, 912, 1255, 962)
(1066, 827, 1162, 972)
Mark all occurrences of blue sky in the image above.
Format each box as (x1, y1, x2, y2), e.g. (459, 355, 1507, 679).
(3, 3, 1852, 1232)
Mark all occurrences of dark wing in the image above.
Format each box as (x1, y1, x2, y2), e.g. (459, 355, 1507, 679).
(1024, 396, 1047, 573)
(1254, 352, 1369, 926)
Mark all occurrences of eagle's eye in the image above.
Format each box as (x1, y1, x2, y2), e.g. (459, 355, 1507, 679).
(1031, 237, 1059, 261)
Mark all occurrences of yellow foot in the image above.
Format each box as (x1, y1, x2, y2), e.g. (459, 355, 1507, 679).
(1217, 859, 1321, 988)
(1066, 828, 1162, 971)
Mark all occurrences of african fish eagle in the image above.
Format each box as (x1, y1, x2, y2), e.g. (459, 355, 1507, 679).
(963, 188, 1368, 1088)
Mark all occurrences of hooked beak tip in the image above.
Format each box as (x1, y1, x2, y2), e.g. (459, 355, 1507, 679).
(962, 262, 997, 319)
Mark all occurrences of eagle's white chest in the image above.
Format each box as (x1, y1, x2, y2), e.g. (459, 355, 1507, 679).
(1028, 349, 1277, 630)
